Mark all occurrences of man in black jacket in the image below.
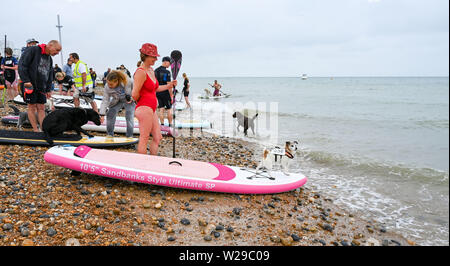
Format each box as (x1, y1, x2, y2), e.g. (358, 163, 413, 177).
(18, 40, 61, 132)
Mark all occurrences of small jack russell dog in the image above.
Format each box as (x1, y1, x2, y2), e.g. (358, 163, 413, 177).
(255, 141, 299, 177)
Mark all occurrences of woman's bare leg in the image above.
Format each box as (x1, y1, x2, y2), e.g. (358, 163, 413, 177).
(135, 106, 154, 154)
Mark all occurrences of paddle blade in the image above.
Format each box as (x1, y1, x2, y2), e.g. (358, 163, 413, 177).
(170, 50, 182, 80)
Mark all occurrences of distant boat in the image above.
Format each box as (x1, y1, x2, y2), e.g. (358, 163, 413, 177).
(301, 74, 308, 80)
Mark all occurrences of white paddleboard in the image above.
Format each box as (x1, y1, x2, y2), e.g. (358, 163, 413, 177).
(13, 95, 102, 109)
(82, 117, 177, 136)
(198, 94, 231, 100)
(163, 119, 211, 129)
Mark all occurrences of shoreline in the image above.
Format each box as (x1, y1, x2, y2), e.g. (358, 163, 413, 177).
(0, 102, 414, 246)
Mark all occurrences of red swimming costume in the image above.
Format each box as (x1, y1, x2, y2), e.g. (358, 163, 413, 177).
(135, 68, 159, 112)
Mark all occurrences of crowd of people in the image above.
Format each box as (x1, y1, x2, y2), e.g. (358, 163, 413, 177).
(0, 38, 196, 157)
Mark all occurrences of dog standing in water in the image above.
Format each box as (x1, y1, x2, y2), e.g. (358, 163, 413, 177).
(256, 141, 299, 177)
(232, 111, 258, 136)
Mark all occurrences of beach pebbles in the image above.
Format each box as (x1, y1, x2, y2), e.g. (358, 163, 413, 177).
(180, 218, 190, 225)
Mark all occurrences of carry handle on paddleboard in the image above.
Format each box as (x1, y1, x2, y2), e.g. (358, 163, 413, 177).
(169, 161, 182, 166)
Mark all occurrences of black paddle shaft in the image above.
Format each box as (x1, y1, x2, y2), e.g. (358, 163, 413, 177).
(170, 50, 182, 158)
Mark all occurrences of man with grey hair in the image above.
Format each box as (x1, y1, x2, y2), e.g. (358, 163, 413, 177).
(18, 40, 61, 132)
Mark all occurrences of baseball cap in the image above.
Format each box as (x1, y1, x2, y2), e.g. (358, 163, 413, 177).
(26, 38, 39, 44)
(162, 56, 171, 62)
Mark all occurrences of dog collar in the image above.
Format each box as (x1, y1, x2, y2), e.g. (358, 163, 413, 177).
(285, 151, 294, 159)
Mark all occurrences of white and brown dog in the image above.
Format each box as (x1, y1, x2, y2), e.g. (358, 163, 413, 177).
(204, 88, 212, 97)
(256, 141, 299, 177)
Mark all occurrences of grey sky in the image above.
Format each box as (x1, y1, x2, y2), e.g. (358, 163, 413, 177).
(2, 0, 448, 77)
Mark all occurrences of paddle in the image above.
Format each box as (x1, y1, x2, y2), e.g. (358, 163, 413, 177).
(170, 50, 182, 158)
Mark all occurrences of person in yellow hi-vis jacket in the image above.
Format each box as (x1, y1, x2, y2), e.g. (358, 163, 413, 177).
(69, 52, 98, 113)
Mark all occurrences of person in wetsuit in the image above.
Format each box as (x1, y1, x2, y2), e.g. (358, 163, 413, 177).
(155, 56, 174, 126)
(182, 73, 191, 109)
(1, 47, 19, 102)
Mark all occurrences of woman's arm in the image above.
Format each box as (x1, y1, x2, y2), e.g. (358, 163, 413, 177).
(155, 80, 177, 93)
(132, 69, 146, 101)
(155, 82, 171, 93)
(99, 85, 111, 115)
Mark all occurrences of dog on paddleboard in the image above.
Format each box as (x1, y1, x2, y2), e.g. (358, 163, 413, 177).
(204, 88, 212, 97)
(256, 141, 299, 176)
(232, 111, 258, 136)
(42, 107, 101, 145)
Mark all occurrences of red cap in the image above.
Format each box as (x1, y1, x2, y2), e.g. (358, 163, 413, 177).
(139, 43, 160, 57)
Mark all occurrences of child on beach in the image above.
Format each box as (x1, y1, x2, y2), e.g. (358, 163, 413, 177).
(99, 70, 135, 139)
(55, 72, 75, 96)
(132, 43, 177, 155)
(0, 48, 19, 102)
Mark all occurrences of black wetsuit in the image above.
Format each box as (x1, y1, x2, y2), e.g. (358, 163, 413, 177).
(182, 78, 189, 97)
(155, 66, 172, 109)
(1, 56, 18, 83)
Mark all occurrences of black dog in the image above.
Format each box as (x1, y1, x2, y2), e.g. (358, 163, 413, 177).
(42, 107, 101, 145)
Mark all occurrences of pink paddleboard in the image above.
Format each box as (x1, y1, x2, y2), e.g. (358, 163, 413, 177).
(44, 145, 307, 194)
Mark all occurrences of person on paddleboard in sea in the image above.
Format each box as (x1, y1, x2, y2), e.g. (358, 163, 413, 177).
(212, 80, 222, 96)
(132, 43, 177, 155)
(100, 70, 135, 140)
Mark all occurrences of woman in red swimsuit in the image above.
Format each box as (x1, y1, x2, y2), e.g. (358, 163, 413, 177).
(132, 43, 177, 155)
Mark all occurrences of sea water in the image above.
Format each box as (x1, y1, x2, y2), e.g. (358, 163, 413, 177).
(174, 77, 449, 246)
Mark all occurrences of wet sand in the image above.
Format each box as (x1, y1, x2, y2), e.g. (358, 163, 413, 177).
(0, 99, 415, 246)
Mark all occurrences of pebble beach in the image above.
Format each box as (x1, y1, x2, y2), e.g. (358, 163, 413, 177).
(0, 98, 414, 247)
